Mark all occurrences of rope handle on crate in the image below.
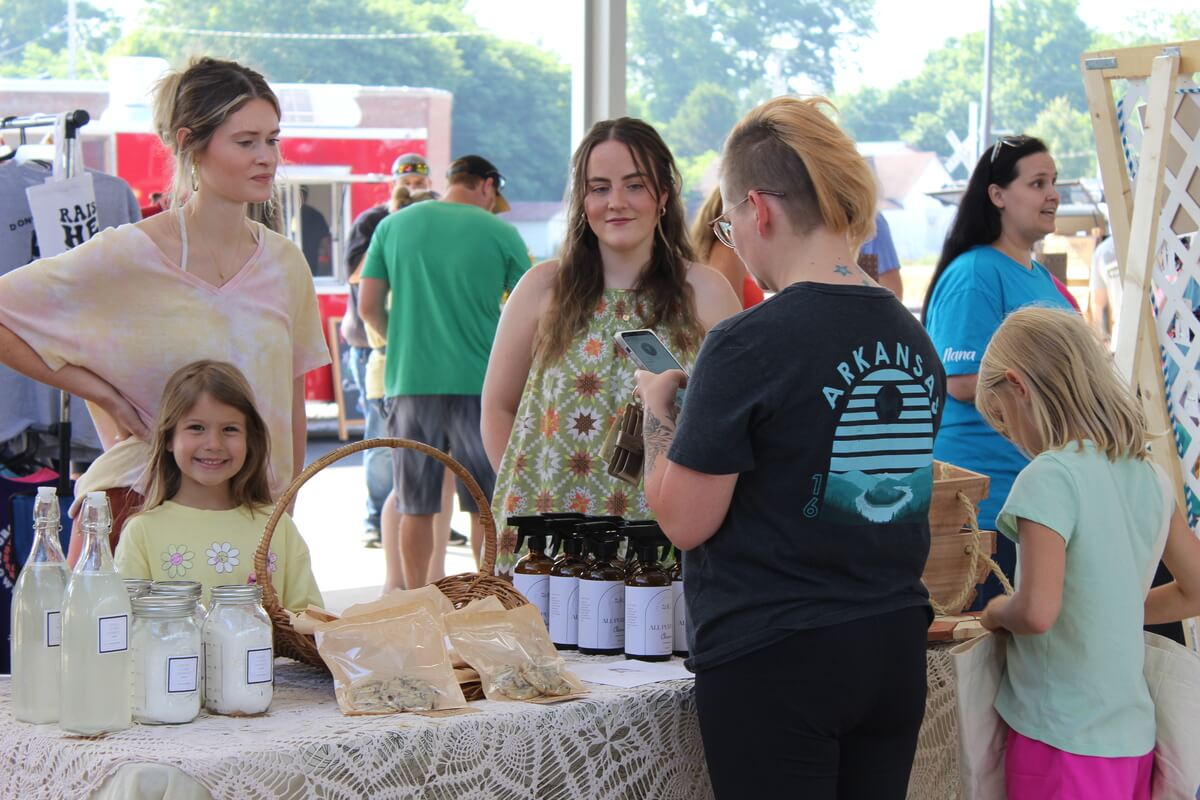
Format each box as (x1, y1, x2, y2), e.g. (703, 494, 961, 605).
(929, 490, 1014, 617)
(254, 437, 497, 612)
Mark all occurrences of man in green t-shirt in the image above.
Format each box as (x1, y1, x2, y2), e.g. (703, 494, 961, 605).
(359, 155, 529, 591)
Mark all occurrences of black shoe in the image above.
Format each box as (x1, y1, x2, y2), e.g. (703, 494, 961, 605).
(448, 529, 468, 546)
(363, 528, 382, 549)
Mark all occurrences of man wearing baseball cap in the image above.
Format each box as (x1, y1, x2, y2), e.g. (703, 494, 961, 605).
(358, 154, 528, 591)
(341, 152, 435, 548)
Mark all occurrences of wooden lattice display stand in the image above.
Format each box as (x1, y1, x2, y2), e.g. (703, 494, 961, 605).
(1082, 40, 1200, 649)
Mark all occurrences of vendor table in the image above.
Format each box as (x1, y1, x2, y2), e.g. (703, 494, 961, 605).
(0, 647, 962, 799)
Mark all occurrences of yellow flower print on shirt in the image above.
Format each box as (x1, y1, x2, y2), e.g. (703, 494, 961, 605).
(161, 544, 195, 578)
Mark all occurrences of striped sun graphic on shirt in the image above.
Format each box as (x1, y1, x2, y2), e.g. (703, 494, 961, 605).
(821, 365, 936, 525)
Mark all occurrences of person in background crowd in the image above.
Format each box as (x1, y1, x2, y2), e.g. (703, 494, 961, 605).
(341, 153, 437, 548)
(1088, 234, 1120, 347)
(483, 118, 738, 536)
(359, 155, 527, 593)
(690, 186, 765, 309)
(0, 56, 328, 564)
(299, 186, 331, 276)
(975, 307, 1200, 799)
(637, 96, 943, 799)
(922, 135, 1073, 608)
(862, 211, 903, 298)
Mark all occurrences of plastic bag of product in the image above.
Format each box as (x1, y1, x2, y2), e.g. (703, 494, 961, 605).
(315, 605, 467, 715)
(446, 603, 586, 702)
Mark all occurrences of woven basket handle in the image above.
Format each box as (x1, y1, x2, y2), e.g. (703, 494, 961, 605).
(254, 437, 497, 612)
(928, 491, 1014, 617)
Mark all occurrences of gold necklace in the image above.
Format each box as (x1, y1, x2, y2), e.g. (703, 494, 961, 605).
(180, 207, 249, 286)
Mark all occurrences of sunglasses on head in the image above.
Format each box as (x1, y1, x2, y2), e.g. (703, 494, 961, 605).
(989, 135, 1034, 163)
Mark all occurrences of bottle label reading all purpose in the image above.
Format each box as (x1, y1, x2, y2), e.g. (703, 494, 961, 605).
(45, 610, 62, 647)
(625, 585, 673, 656)
(577, 579, 625, 650)
(549, 575, 578, 645)
(672, 579, 687, 652)
(514, 573, 550, 627)
(246, 647, 273, 685)
(97, 614, 128, 654)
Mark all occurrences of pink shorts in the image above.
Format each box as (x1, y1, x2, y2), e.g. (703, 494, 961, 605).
(1005, 729, 1153, 800)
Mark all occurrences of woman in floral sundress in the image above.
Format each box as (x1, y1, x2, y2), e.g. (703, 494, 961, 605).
(482, 118, 740, 538)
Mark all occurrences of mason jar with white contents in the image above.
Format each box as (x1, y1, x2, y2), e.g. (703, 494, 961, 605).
(150, 580, 208, 701)
(131, 596, 202, 724)
(149, 581, 208, 629)
(203, 585, 273, 716)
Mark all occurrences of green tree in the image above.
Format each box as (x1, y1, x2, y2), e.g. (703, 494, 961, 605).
(1029, 96, 1096, 180)
(665, 83, 739, 159)
(112, 0, 570, 200)
(0, 0, 119, 78)
(628, 0, 875, 125)
(837, 0, 1095, 174)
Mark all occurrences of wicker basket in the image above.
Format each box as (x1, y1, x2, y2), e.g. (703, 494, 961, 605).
(923, 461, 1000, 616)
(254, 437, 529, 672)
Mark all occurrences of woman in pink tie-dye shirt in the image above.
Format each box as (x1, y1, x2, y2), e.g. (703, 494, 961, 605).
(0, 57, 329, 562)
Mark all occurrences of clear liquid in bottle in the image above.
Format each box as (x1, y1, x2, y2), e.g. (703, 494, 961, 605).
(10, 487, 68, 723)
(60, 491, 132, 734)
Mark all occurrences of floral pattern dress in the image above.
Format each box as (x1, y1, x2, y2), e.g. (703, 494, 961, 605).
(492, 289, 697, 536)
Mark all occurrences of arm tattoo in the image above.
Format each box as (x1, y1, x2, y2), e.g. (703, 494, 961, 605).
(643, 407, 676, 477)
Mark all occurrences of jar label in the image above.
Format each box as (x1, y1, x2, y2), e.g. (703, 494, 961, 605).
(577, 579, 624, 650)
(168, 655, 200, 693)
(45, 610, 61, 647)
(97, 614, 128, 654)
(514, 573, 550, 627)
(246, 647, 273, 685)
(549, 575, 578, 645)
(624, 585, 673, 656)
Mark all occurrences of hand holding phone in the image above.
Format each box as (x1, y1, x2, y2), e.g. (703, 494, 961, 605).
(616, 329, 688, 411)
(614, 329, 686, 374)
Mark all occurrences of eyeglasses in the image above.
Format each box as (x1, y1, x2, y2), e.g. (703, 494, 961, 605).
(710, 190, 786, 248)
(989, 135, 1033, 163)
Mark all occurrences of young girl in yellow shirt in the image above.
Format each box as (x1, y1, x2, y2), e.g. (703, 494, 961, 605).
(116, 360, 322, 612)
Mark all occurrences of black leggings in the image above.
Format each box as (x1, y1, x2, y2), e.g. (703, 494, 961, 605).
(694, 606, 929, 800)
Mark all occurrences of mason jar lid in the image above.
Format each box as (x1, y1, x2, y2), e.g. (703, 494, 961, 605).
(150, 580, 203, 599)
(132, 595, 198, 618)
(124, 578, 153, 598)
(210, 584, 263, 604)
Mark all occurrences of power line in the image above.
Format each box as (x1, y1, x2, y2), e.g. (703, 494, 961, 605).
(0, 19, 67, 58)
(139, 25, 493, 42)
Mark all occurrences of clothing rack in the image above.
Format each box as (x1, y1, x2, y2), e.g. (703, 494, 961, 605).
(0, 109, 91, 496)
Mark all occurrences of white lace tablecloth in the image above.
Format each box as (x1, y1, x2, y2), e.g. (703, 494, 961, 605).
(0, 648, 962, 800)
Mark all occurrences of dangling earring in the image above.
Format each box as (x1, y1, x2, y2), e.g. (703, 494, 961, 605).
(190, 162, 200, 193)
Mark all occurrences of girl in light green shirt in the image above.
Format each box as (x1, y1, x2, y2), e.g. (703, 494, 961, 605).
(973, 307, 1200, 797)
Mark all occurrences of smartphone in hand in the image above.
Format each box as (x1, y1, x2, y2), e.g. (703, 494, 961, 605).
(615, 329, 688, 410)
(614, 329, 687, 374)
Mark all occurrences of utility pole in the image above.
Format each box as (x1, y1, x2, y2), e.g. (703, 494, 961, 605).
(979, 0, 994, 157)
(67, 0, 78, 80)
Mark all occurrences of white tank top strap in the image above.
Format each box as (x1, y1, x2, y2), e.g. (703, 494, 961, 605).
(176, 205, 189, 273)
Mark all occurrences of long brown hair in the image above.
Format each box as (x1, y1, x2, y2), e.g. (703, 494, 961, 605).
(141, 360, 273, 513)
(536, 118, 702, 364)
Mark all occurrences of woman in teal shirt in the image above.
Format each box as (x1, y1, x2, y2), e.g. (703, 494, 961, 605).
(923, 135, 1073, 606)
